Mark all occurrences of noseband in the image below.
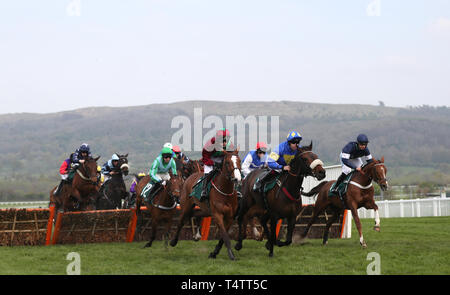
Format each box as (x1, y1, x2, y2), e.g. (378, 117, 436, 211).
(289, 151, 323, 178)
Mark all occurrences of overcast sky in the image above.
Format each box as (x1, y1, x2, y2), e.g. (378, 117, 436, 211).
(0, 0, 449, 114)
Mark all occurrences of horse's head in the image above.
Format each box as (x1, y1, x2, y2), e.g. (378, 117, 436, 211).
(116, 153, 129, 176)
(290, 141, 326, 180)
(369, 157, 388, 191)
(167, 172, 183, 202)
(82, 156, 101, 184)
(222, 148, 242, 184)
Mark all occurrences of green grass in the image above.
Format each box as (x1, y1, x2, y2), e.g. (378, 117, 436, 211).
(1, 217, 449, 275)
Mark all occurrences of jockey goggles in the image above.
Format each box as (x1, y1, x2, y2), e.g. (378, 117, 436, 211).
(257, 148, 267, 154)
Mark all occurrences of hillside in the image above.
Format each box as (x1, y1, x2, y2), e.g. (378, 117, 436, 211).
(0, 101, 449, 200)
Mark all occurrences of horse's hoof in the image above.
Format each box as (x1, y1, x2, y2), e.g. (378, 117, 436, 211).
(208, 253, 216, 259)
(265, 241, 271, 251)
(268, 252, 273, 258)
(169, 240, 177, 247)
(361, 242, 368, 249)
(227, 250, 235, 261)
(298, 236, 308, 245)
(143, 242, 151, 248)
(234, 243, 242, 251)
(374, 226, 380, 232)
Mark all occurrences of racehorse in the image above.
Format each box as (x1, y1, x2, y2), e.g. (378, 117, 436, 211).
(235, 142, 326, 257)
(178, 159, 204, 180)
(51, 156, 101, 212)
(300, 157, 388, 248)
(170, 149, 242, 260)
(134, 171, 183, 247)
(96, 154, 130, 209)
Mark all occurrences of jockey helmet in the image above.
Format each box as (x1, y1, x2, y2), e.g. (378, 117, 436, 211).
(138, 172, 146, 177)
(287, 131, 302, 143)
(216, 128, 231, 140)
(97, 166, 101, 172)
(172, 145, 181, 153)
(357, 134, 369, 144)
(256, 142, 268, 152)
(161, 147, 173, 158)
(111, 154, 120, 161)
(163, 142, 173, 150)
(79, 143, 90, 153)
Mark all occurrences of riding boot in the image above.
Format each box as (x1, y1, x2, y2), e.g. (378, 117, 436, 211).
(253, 169, 271, 193)
(200, 170, 215, 201)
(54, 179, 67, 196)
(148, 182, 162, 200)
(331, 173, 347, 195)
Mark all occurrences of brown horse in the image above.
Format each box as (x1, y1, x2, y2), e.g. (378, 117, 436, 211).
(135, 171, 183, 248)
(235, 142, 326, 257)
(170, 149, 242, 260)
(179, 159, 204, 180)
(300, 157, 388, 248)
(51, 156, 101, 212)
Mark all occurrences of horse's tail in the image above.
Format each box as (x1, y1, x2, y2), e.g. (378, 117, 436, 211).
(301, 181, 328, 197)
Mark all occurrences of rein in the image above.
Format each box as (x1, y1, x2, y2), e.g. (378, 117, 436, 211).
(76, 164, 97, 185)
(150, 181, 180, 210)
(211, 179, 235, 197)
(351, 162, 386, 189)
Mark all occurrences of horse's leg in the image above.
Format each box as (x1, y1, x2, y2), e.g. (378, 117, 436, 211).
(164, 216, 173, 249)
(267, 216, 278, 257)
(193, 216, 202, 241)
(169, 206, 191, 247)
(372, 203, 381, 232)
(260, 212, 270, 242)
(144, 212, 158, 248)
(209, 212, 235, 260)
(322, 208, 340, 246)
(208, 239, 224, 259)
(234, 209, 250, 251)
(299, 200, 328, 243)
(277, 215, 295, 247)
(350, 205, 367, 248)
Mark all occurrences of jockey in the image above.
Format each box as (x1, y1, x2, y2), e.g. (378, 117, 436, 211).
(70, 143, 92, 167)
(254, 131, 302, 193)
(331, 134, 373, 194)
(145, 146, 178, 199)
(200, 128, 235, 199)
(54, 143, 92, 196)
(172, 145, 190, 164)
(54, 157, 71, 196)
(101, 154, 120, 183)
(241, 142, 268, 178)
(129, 172, 146, 207)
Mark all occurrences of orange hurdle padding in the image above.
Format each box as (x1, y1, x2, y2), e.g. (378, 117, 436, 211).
(45, 204, 55, 245)
(340, 209, 348, 239)
(126, 208, 138, 243)
(51, 211, 63, 245)
(200, 217, 211, 240)
(275, 219, 282, 238)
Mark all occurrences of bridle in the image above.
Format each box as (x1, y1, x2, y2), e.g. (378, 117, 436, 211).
(76, 159, 98, 185)
(288, 150, 323, 179)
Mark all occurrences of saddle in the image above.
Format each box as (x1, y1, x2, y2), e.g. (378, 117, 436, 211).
(141, 182, 163, 203)
(328, 172, 354, 199)
(253, 169, 281, 195)
(189, 174, 214, 202)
